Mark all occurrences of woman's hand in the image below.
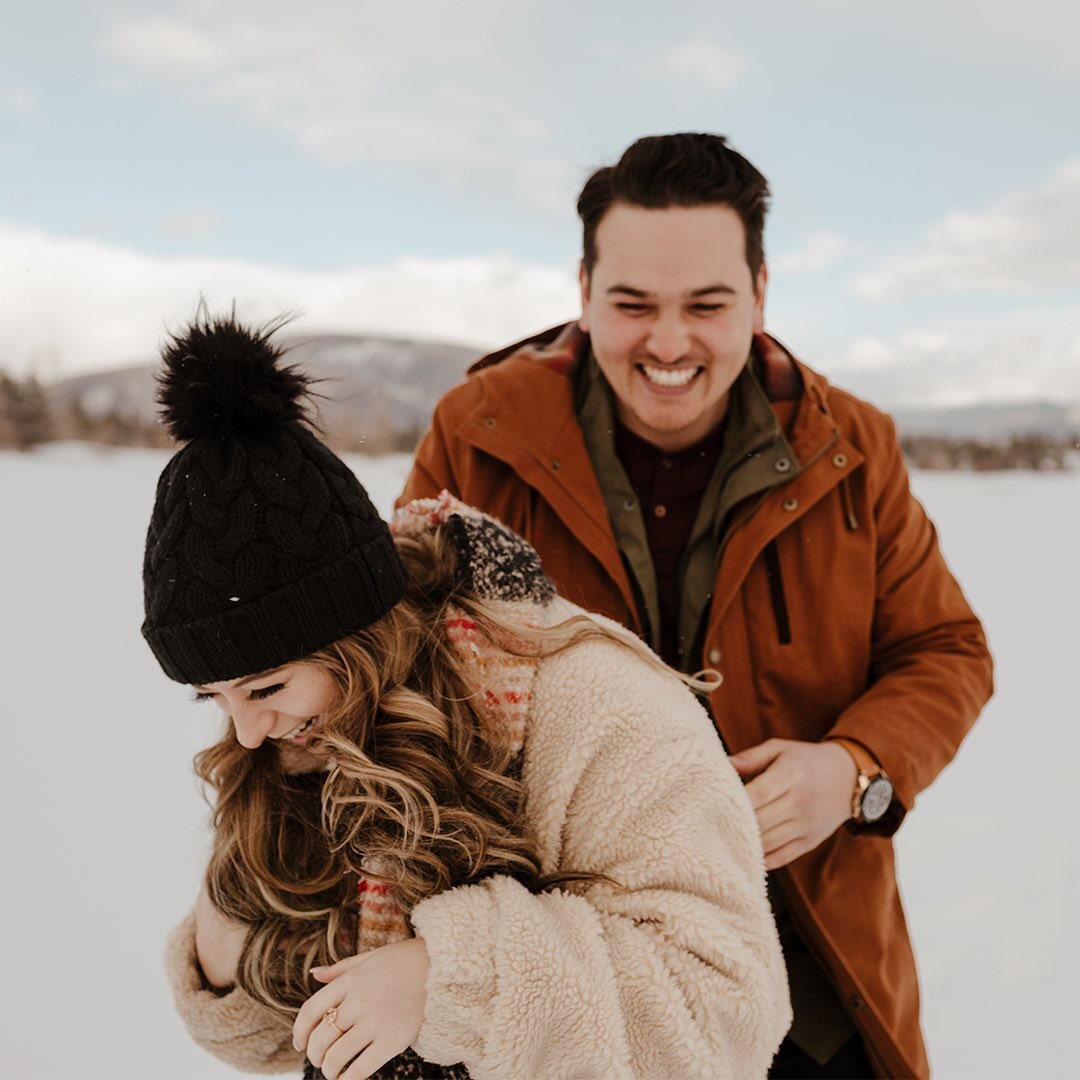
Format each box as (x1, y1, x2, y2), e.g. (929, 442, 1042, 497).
(293, 936, 430, 1080)
(194, 883, 248, 990)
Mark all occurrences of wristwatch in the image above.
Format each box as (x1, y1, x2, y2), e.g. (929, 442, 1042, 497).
(830, 738, 894, 824)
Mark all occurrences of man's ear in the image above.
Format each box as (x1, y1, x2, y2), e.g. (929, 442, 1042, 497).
(752, 262, 768, 335)
(578, 261, 591, 333)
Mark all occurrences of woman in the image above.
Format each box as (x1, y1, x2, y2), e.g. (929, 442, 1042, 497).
(145, 313, 790, 1079)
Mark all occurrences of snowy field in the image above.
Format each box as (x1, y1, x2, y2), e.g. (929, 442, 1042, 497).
(1, 444, 1075, 1080)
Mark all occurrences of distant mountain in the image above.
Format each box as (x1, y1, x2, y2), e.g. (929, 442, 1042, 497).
(891, 401, 1080, 440)
(46, 332, 480, 449)
(44, 333, 1080, 448)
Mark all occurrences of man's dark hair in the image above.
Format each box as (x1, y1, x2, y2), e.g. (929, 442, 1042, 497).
(577, 133, 771, 282)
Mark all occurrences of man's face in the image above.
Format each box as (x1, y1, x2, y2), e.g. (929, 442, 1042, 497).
(579, 202, 766, 453)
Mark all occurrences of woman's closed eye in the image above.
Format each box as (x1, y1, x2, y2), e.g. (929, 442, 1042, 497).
(191, 683, 286, 704)
(248, 683, 285, 700)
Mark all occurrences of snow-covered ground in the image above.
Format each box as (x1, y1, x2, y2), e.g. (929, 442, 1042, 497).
(1, 444, 1075, 1080)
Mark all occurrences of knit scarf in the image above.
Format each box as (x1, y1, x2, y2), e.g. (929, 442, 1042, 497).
(304, 494, 553, 1079)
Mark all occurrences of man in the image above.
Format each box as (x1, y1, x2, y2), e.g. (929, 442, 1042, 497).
(399, 133, 992, 1078)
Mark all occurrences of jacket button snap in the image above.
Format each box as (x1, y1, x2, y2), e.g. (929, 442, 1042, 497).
(774, 457, 792, 473)
(707, 648, 722, 665)
(832, 452, 848, 468)
(624, 498, 635, 511)
(551, 461, 561, 471)
(850, 995, 865, 1011)
(653, 504, 667, 518)
(484, 417, 496, 429)
(782, 497, 798, 512)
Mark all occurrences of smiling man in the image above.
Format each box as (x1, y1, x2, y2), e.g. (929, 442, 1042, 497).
(400, 133, 993, 1079)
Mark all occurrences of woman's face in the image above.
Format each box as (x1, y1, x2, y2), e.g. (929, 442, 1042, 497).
(193, 663, 340, 750)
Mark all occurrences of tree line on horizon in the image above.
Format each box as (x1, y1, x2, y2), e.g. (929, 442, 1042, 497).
(0, 367, 1076, 470)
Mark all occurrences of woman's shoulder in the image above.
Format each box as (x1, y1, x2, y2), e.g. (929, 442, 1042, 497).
(531, 599, 718, 751)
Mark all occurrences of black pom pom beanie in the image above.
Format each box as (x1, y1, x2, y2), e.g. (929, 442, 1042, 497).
(141, 312, 406, 686)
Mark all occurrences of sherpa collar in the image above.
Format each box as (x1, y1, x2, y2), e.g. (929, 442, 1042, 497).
(354, 494, 552, 954)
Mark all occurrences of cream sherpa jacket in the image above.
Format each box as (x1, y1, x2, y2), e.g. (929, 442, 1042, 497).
(164, 502, 791, 1079)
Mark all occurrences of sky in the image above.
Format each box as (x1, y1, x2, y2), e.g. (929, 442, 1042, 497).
(2, 0, 1079, 408)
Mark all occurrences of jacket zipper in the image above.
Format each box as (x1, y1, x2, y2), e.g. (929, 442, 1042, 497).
(713, 427, 841, 570)
(763, 540, 792, 644)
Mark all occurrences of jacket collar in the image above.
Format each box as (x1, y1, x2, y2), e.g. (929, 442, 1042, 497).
(460, 324, 866, 620)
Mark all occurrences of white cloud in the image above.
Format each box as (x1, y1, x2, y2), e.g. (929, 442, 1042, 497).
(821, 309, 1080, 407)
(654, 37, 748, 92)
(104, 17, 229, 70)
(773, 231, 847, 273)
(7, 221, 1076, 410)
(158, 207, 222, 238)
(0, 222, 579, 380)
(99, 7, 572, 203)
(854, 161, 1080, 299)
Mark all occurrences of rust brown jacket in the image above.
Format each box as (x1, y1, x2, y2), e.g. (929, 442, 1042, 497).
(399, 323, 994, 1079)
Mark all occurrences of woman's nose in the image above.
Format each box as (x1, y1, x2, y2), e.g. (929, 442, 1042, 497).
(230, 704, 276, 750)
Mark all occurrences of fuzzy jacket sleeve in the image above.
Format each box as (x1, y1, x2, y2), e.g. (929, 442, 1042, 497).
(410, 627, 791, 1079)
(163, 913, 302, 1074)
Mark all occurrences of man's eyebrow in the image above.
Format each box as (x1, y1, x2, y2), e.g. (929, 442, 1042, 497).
(605, 283, 738, 299)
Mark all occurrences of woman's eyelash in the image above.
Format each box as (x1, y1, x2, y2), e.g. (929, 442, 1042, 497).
(248, 683, 285, 700)
(189, 684, 285, 703)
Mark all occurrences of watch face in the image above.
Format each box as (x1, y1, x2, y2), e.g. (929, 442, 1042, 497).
(861, 776, 894, 823)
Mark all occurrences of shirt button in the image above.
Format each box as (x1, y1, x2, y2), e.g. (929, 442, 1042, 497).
(484, 417, 496, 429)
(653, 504, 667, 518)
(782, 497, 799, 512)
(551, 461, 561, 471)
(774, 457, 792, 473)
(832, 452, 848, 468)
(707, 648, 722, 665)
(624, 498, 636, 511)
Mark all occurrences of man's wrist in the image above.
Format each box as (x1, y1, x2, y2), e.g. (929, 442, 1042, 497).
(826, 737, 894, 824)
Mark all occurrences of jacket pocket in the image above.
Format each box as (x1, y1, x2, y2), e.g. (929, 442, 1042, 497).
(764, 540, 792, 645)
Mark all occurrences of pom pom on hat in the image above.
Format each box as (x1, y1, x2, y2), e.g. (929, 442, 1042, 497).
(157, 309, 312, 441)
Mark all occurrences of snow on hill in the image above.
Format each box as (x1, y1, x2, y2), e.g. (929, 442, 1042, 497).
(44, 332, 481, 446)
(0, 446, 1074, 1079)
(41, 333, 1080, 446)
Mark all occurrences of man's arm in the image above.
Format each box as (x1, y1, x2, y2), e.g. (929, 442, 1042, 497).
(823, 418, 993, 825)
(732, 418, 993, 863)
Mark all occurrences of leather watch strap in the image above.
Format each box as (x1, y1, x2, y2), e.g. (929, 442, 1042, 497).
(828, 736, 882, 778)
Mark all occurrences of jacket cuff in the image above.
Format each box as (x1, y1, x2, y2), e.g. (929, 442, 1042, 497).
(822, 731, 906, 837)
(164, 913, 302, 1074)
(409, 884, 497, 1067)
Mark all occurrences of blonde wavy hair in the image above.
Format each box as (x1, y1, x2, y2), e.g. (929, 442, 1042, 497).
(195, 522, 717, 1014)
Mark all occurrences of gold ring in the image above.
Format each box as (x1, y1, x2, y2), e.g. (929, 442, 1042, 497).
(322, 1006, 344, 1035)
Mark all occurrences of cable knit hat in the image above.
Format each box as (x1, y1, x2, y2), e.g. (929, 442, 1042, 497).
(141, 312, 406, 685)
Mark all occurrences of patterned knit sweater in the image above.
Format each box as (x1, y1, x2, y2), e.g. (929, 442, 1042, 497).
(163, 494, 791, 1078)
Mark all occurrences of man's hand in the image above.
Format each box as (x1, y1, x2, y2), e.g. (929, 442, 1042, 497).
(293, 936, 430, 1080)
(194, 883, 248, 990)
(728, 739, 857, 870)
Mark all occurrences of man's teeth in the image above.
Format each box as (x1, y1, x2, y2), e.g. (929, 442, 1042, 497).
(642, 365, 698, 388)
